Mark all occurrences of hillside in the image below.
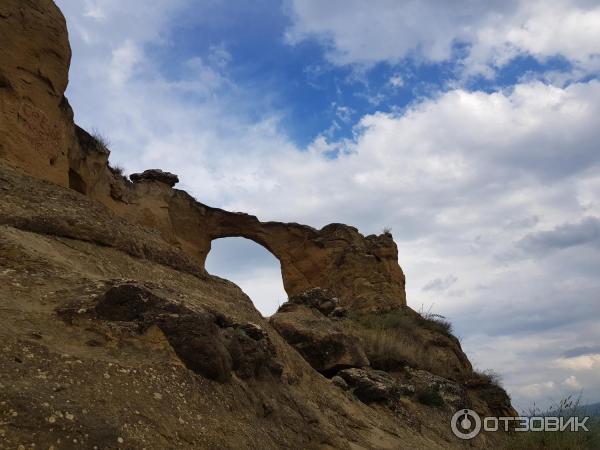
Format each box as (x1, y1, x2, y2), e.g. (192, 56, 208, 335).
(0, 1, 513, 448)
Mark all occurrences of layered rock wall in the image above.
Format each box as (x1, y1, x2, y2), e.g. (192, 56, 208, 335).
(0, 0, 76, 187)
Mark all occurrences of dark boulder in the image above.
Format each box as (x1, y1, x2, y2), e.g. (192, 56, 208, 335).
(270, 303, 369, 374)
(95, 283, 281, 382)
(130, 169, 179, 187)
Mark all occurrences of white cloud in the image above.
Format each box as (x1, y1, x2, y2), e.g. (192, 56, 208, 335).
(555, 354, 600, 371)
(517, 381, 556, 399)
(109, 40, 142, 85)
(389, 75, 404, 88)
(562, 375, 582, 390)
(285, 0, 600, 76)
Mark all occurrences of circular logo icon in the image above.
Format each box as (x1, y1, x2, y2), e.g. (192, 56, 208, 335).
(451, 409, 482, 440)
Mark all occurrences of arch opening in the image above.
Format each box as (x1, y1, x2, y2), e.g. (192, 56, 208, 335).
(205, 237, 287, 317)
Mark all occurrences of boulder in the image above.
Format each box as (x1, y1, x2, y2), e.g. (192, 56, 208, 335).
(331, 375, 349, 390)
(288, 287, 340, 316)
(270, 303, 369, 374)
(130, 169, 179, 187)
(337, 368, 416, 403)
(94, 283, 281, 382)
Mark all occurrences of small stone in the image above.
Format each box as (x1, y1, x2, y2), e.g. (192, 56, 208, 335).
(331, 376, 349, 390)
(153, 392, 162, 400)
(117, 437, 124, 444)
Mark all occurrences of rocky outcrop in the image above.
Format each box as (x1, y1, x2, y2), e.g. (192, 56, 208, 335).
(270, 302, 369, 374)
(78, 174, 408, 311)
(89, 283, 282, 382)
(0, 0, 76, 187)
(270, 288, 369, 374)
(0, 171, 481, 449)
(130, 169, 180, 187)
(336, 367, 415, 403)
(0, 164, 202, 278)
(287, 287, 345, 316)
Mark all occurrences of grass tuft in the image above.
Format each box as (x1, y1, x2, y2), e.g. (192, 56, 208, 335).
(90, 130, 110, 152)
(501, 395, 600, 450)
(108, 163, 125, 177)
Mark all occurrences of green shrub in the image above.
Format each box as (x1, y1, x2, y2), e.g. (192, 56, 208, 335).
(415, 386, 444, 407)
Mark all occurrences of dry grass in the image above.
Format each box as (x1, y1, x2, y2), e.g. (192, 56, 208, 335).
(343, 309, 456, 374)
(90, 130, 110, 152)
(108, 163, 125, 177)
(463, 369, 512, 412)
(348, 308, 453, 337)
(501, 396, 600, 450)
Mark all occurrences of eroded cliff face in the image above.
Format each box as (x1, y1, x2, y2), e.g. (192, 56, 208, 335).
(0, 0, 76, 188)
(0, 2, 514, 448)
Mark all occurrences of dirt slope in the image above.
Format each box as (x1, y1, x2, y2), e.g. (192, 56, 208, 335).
(1, 164, 463, 449)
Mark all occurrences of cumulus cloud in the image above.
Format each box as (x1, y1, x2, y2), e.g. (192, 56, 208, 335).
(285, 0, 600, 76)
(555, 354, 600, 371)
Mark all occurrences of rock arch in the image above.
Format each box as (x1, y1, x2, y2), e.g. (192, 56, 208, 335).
(205, 236, 287, 315)
(163, 188, 408, 312)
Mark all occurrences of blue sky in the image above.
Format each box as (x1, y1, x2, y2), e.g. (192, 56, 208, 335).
(56, 0, 600, 411)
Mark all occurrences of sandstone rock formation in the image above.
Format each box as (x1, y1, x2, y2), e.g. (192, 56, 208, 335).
(130, 169, 180, 187)
(0, 163, 473, 449)
(0, 0, 76, 187)
(73, 160, 409, 312)
(0, 1, 515, 448)
(0, 3, 407, 311)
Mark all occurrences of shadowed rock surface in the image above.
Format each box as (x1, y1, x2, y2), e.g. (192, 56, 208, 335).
(270, 302, 370, 374)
